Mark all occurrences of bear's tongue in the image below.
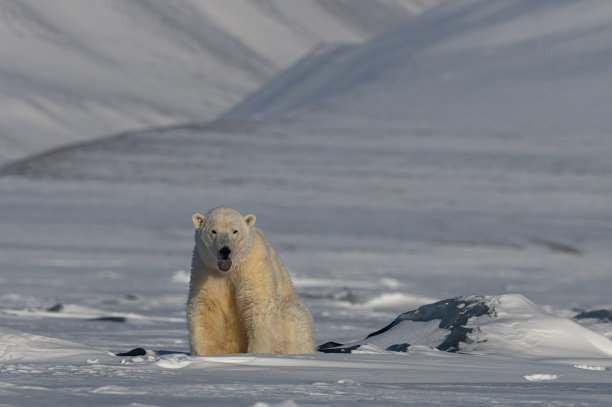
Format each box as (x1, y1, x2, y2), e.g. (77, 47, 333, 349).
(217, 258, 232, 272)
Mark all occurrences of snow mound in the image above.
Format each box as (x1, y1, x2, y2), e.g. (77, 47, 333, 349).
(171, 269, 191, 284)
(90, 385, 146, 395)
(523, 374, 558, 382)
(0, 326, 109, 362)
(320, 294, 612, 359)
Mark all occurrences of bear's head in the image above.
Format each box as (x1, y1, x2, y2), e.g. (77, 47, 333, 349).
(192, 207, 256, 273)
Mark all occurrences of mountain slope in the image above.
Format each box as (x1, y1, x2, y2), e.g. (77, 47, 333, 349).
(223, 0, 612, 138)
(0, 0, 440, 164)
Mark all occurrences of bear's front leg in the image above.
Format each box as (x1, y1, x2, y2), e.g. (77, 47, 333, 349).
(187, 296, 212, 355)
(188, 292, 248, 355)
(246, 302, 288, 354)
(187, 296, 230, 356)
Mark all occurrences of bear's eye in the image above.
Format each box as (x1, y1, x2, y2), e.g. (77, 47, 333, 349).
(233, 230, 238, 234)
(211, 230, 216, 235)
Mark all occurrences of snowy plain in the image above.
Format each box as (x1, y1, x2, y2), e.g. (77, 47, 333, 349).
(1, 0, 612, 406)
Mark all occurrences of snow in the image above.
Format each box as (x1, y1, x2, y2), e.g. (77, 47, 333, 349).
(523, 374, 559, 382)
(469, 295, 612, 360)
(575, 364, 608, 372)
(0, 326, 112, 363)
(1, 0, 612, 405)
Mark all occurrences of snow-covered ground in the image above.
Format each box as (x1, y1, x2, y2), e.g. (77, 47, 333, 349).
(0, 0, 436, 164)
(1, 0, 612, 405)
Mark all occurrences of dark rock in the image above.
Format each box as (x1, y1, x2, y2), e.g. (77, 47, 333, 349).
(116, 348, 147, 357)
(46, 303, 64, 312)
(366, 296, 490, 352)
(385, 343, 410, 352)
(318, 344, 361, 354)
(317, 341, 345, 351)
(531, 239, 582, 255)
(89, 316, 127, 323)
(574, 309, 612, 322)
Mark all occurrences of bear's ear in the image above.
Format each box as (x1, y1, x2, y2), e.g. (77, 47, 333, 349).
(243, 214, 256, 228)
(192, 213, 206, 229)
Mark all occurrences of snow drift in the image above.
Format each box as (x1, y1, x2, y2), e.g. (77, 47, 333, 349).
(0, 326, 110, 362)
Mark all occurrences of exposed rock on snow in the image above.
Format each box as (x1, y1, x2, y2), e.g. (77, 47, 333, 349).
(365, 296, 490, 352)
(575, 309, 612, 322)
(320, 294, 612, 359)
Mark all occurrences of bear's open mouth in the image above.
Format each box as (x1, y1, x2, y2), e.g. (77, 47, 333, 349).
(217, 258, 232, 272)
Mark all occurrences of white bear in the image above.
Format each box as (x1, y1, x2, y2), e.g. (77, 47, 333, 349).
(187, 206, 316, 355)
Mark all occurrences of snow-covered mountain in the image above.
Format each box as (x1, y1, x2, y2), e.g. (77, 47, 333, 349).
(223, 0, 612, 139)
(0, 0, 440, 164)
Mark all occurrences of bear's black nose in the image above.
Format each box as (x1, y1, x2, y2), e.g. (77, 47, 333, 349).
(219, 247, 232, 259)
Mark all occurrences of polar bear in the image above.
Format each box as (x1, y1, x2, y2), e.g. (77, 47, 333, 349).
(187, 206, 316, 355)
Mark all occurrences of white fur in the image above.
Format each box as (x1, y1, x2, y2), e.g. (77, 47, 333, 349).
(187, 207, 316, 355)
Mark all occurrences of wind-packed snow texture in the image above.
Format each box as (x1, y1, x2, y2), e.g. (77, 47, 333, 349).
(0, 0, 436, 164)
(1, 0, 611, 406)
